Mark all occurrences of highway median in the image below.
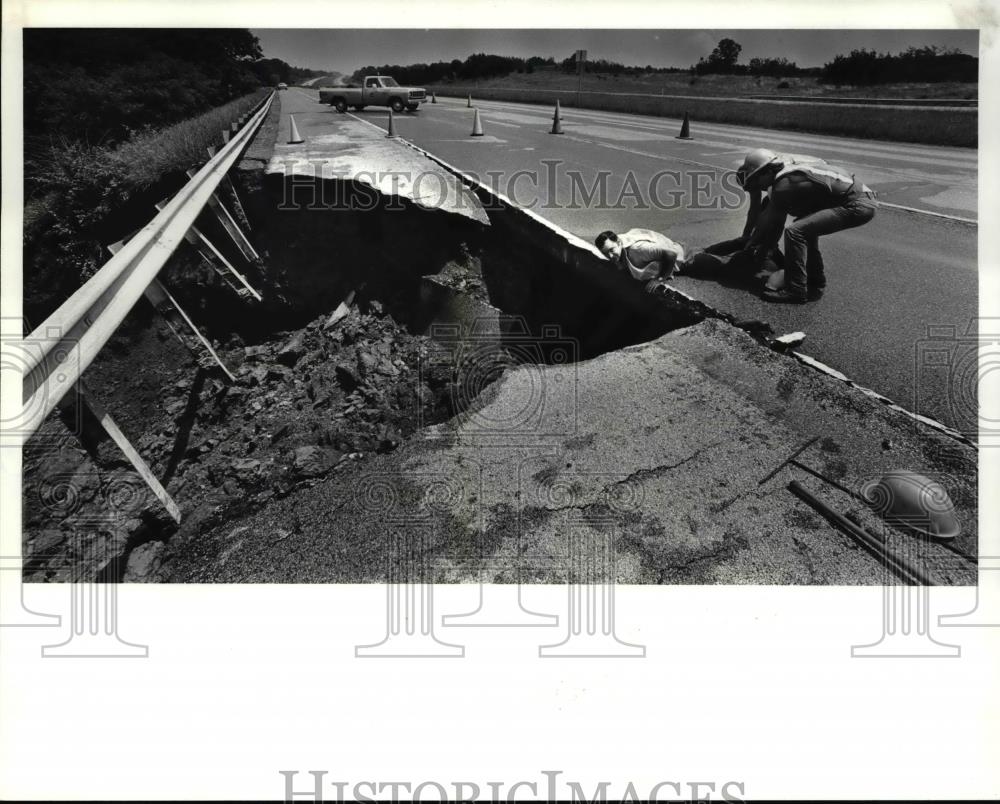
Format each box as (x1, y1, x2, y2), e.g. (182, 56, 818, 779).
(428, 86, 976, 147)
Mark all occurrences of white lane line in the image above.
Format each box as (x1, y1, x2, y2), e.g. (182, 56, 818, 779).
(388, 101, 978, 224)
(463, 96, 977, 168)
(561, 136, 976, 223)
(559, 133, 741, 172)
(576, 113, 977, 169)
(484, 102, 978, 219)
(357, 105, 974, 448)
(877, 202, 976, 224)
(461, 101, 976, 185)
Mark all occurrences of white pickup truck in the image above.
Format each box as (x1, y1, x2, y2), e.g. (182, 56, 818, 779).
(319, 76, 427, 113)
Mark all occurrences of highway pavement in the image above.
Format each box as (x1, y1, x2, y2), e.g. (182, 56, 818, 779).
(283, 88, 979, 437)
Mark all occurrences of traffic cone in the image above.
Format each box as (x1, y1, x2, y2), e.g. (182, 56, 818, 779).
(467, 93, 472, 108)
(470, 108, 484, 137)
(431, 92, 437, 103)
(386, 108, 397, 138)
(287, 114, 304, 144)
(676, 111, 693, 140)
(550, 99, 564, 134)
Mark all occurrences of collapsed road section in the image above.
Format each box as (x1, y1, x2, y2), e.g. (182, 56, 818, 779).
(21, 98, 977, 586)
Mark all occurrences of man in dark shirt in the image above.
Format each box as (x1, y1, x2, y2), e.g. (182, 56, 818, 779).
(738, 149, 878, 303)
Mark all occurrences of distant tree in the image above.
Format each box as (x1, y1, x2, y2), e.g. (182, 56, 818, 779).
(693, 37, 744, 75)
(712, 38, 742, 68)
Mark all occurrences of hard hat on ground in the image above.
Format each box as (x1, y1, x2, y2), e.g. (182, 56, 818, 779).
(861, 470, 961, 539)
(736, 148, 779, 188)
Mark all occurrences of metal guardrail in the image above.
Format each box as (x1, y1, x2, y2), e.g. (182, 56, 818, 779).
(21, 91, 275, 440)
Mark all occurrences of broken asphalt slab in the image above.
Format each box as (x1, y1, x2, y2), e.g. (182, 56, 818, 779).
(161, 318, 976, 585)
(265, 96, 488, 224)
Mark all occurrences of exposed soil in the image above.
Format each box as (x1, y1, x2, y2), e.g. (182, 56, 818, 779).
(21, 297, 515, 582)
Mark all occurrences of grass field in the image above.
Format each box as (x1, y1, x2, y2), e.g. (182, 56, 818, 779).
(458, 67, 977, 101)
(431, 68, 976, 146)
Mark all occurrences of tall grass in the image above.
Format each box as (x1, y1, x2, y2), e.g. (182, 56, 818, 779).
(445, 68, 978, 101)
(23, 89, 272, 324)
(26, 89, 269, 201)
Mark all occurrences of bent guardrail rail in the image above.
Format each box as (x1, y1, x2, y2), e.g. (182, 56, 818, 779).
(11, 89, 274, 541)
(21, 91, 274, 441)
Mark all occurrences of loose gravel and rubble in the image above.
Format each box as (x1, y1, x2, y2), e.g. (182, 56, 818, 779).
(21, 299, 513, 582)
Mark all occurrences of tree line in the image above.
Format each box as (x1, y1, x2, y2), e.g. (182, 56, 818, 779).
(820, 45, 977, 85)
(24, 29, 327, 151)
(349, 53, 558, 85)
(352, 41, 977, 86)
(692, 38, 976, 84)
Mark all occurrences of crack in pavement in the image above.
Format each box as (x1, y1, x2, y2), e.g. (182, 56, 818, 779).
(711, 486, 760, 514)
(607, 439, 728, 492)
(533, 440, 729, 519)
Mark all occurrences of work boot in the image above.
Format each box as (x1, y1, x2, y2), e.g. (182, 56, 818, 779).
(807, 265, 826, 299)
(762, 287, 807, 304)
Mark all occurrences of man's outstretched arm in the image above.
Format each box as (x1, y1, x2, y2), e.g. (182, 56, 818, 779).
(741, 188, 762, 239)
(747, 195, 787, 252)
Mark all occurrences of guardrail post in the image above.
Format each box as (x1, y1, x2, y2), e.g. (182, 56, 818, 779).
(205, 147, 252, 232)
(185, 232, 246, 295)
(107, 239, 235, 380)
(70, 383, 181, 524)
(154, 200, 262, 301)
(184, 169, 259, 261)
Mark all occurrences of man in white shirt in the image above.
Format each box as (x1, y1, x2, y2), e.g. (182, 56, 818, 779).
(595, 228, 685, 294)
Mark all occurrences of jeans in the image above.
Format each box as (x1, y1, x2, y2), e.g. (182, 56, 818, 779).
(703, 235, 751, 256)
(783, 195, 878, 293)
(699, 236, 783, 274)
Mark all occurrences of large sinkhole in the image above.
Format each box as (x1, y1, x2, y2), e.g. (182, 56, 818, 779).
(222, 172, 700, 357)
(22, 169, 703, 582)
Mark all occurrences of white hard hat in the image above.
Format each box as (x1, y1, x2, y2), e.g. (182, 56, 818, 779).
(861, 471, 961, 539)
(736, 148, 779, 188)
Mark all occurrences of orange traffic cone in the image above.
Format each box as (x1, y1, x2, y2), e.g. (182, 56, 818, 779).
(550, 99, 564, 134)
(386, 108, 397, 138)
(467, 93, 473, 108)
(431, 92, 437, 103)
(287, 114, 304, 144)
(676, 111, 693, 140)
(470, 108, 484, 137)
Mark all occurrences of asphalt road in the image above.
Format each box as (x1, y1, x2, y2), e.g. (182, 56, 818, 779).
(285, 88, 978, 436)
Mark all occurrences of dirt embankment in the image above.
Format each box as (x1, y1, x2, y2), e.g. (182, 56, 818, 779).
(21, 286, 508, 583)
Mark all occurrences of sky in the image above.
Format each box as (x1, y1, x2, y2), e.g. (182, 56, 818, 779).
(250, 29, 979, 75)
